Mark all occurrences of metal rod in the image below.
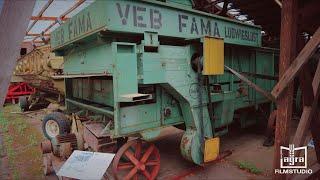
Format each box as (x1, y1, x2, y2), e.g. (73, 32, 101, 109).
(66, 98, 114, 117)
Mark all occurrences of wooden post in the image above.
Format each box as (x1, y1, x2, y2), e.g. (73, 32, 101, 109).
(311, 110, 320, 163)
(0, 0, 35, 106)
(273, 0, 298, 179)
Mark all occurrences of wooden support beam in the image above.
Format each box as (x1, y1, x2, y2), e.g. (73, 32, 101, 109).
(293, 22, 320, 166)
(311, 110, 320, 163)
(312, 59, 320, 94)
(298, 62, 314, 106)
(0, 0, 36, 106)
(273, 0, 298, 179)
(225, 65, 276, 102)
(218, 0, 229, 16)
(310, 61, 320, 163)
(300, 77, 314, 103)
(292, 106, 312, 146)
(272, 26, 320, 99)
(292, 60, 320, 158)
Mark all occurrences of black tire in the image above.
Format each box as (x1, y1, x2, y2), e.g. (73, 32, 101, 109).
(42, 112, 70, 140)
(18, 96, 28, 112)
(174, 123, 186, 131)
(113, 137, 128, 153)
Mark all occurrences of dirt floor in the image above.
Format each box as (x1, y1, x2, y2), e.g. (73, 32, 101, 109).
(0, 104, 318, 180)
(0, 105, 45, 180)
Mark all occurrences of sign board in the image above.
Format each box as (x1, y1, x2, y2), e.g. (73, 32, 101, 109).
(57, 150, 115, 180)
(51, 0, 261, 50)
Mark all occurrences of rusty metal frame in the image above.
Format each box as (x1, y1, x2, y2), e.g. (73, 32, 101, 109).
(31, 16, 69, 21)
(26, 0, 53, 33)
(24, 0, 85, 46)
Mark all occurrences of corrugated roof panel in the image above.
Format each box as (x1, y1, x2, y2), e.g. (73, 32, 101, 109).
(66, 1, 94, 17)
(32, 0, 48, 16)
(42, 0, 76, 17)
(29, 20, 53, 34)
(25, 0, 92, 44)
(27, 20, 35, 29)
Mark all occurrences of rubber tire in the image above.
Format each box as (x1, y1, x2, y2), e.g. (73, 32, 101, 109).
(18, 96, 28, 112)
(42, 112, 70, 140)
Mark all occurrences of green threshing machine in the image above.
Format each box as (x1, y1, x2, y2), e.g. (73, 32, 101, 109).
(41, 0, 278, 179)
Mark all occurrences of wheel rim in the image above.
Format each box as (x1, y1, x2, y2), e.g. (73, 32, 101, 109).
(112, 139, 160, 180)
(45, 120, 60, 138)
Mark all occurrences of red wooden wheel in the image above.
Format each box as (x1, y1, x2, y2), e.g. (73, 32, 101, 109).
(112, 139, 160, 180)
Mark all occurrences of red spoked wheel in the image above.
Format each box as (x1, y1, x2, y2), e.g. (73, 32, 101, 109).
(112, 139, 160, 180)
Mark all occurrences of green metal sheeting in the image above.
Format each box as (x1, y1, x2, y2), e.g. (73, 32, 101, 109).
(53, 0, 278, 166)
(51, 0, 261, 50)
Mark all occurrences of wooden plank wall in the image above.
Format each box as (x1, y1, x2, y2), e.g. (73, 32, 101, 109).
(0, 0, 36, 106)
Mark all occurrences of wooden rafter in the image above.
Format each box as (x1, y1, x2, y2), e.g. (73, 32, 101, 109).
(272, 26, 320, 99)
(30, 16, 69, 21)
(26, 0, 53, 33)
(32, 0, 85, 43)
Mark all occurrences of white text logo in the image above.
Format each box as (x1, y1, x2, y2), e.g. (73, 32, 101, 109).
(274, 144, 312, 174)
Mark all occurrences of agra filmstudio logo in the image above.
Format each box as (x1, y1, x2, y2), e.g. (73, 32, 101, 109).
(274, 144, 312, 174)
